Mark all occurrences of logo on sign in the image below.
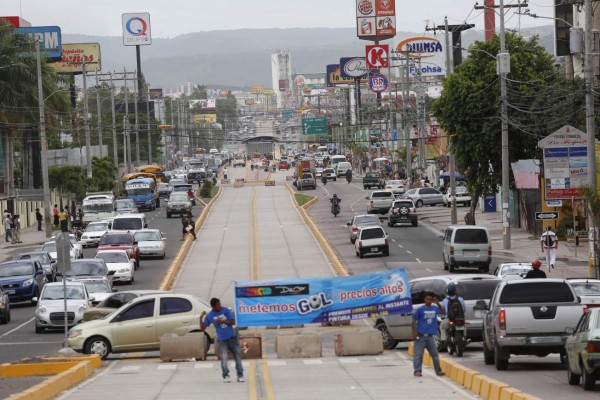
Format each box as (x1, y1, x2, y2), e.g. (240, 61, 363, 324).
(125, 17, 148, 36)
(342, 58, 367, 78)
(397, 37, 443, 59)
(358, 0, 374, 15)
(369, 72, 388, 93)
(366, 44, 389, 68)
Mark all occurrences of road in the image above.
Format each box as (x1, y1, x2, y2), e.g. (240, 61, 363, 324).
(0, 203, 195, 365)
(305, 177, 600, 398)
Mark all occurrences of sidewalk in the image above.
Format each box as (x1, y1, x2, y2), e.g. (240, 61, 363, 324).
(0, 224, 52, 262)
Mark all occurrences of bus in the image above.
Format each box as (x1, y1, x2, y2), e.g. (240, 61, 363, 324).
(124, 178, 158, 211)
(121, 172, 157, 183)
(134, 165, 165, 182)
(81, 192, 116, 226)
(194, 148, 206, 157)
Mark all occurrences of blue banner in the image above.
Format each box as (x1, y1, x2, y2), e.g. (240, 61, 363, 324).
(14, 26, 62, 58)
(234, 269, 412, 327)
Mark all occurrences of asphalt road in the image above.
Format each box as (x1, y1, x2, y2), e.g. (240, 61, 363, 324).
(0, 202, 195, 365)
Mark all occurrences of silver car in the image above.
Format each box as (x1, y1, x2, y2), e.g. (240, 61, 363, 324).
(80, 221, 110, 248)
(401, 187, 444, 208)
(35, 281, 93, 333)
(135, 229, 166, 259)
(166, 192, 191, 218)
(493, 262, 531, 280)
(347, 214, 381, 244)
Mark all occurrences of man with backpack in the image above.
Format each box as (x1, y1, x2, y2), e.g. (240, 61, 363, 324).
(440, 282, 467, 345)
(540, 226, 558, 271)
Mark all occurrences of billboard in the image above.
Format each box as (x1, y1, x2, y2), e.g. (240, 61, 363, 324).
(192, 113, 217, 124)
(122, 13, 152, 46)
(279, 79, 288, 91)
(190, 99, 216, 109)
(356, 0, 396, 41)
(149, 88, 163, 100)
(250, 85, 264, 94)
(14, 26, 61, 58)
(396, 36, 446, 76)
(0, 16, 31, 27)
(50, 43, 101, 73)
(326, 64, 368, 87)
(234, 269, 412, 327)
(340, 57, 368, 79)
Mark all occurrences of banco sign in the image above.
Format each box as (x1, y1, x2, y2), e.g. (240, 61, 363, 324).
(396, 36, 445, 76)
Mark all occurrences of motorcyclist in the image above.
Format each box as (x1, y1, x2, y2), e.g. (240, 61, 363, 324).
(345, 169, 352, 183)
(440, 282, 467, 344)
(525, 259, 547, 279)
(321, 173, 327, 185)
(330, 194, 341, 214)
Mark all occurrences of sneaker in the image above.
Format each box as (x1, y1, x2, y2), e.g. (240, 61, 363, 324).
(414, 372, 422, 377)
(436, 372, 445, 377)
(223, 376, 231, 383)
(237, 376, 245, 382)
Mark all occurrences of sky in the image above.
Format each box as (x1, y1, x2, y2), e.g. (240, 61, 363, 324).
(3, 0, 554, 38)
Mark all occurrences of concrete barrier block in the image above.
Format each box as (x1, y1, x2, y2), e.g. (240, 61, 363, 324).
(221, 179, 231, 184)
(160, 332, 207, 362)
(487, 378, 511, 400)
(265, 180, 275, 186)
(454, 365, 468, 386)
(408, 342, 414, 356)
(234, 182, 244, 188)
(499, 387, 522, 400)
(512, 394, 543, 400)
(479, 376, 493, 398)
(471, 374, 483, 396)
(276, 333, 321, 358)
(463, 370, 480, 391)
(215, 336, 262, 360)
(334, 330, 383, 356)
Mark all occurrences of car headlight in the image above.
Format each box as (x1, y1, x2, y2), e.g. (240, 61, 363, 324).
(118, 268, 130, 273)
(77, 304, 88, 313)
(37, 305, 47, 314)
(23, 278, 34, 286)
(68, 329, 82, 339)
(82, 235, 89, 240)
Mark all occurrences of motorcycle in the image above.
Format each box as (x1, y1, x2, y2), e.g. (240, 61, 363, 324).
(72, 227, 83, 241)
(346, 174, 352, 184)
(331, 200, 340, 217)
(321, 176, 327, 186)
(445, 317, 466, 357)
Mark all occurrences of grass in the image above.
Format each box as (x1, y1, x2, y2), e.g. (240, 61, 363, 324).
(294, 193, 316, 207)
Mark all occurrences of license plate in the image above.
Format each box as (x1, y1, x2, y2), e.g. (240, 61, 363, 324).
(529, 337, 563, 344)
(400, 217, 407, 220)
(371, 247, 379, 252)
(464, 250, 479, 256)
(6, 290, 15, 294)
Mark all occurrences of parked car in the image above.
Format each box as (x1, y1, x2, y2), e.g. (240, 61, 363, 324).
(78, 277, 115, 306)
(480, 279, 584, 370)
(0, 260, 46, 304)
(34, 281, 93, 333)
(0, 286, 10, 324)
(568, 279, 600, 311)
(16, 251, 57, 282)
(80, 221, 110, 248)
(565, 307, 600, 391)
(97, 231, 140, 270)
(347, 215, 381, 244)
(95, 250, 135, 285)
(387, 199, 418, 227)
(493, 262, 531, 280)
(442, 225, 492, 273)
(135, 229, 166, 259)
(374, 274, 501, 350)
(443, 186, 472, 207)
(83, 290, 165, 322)
(67, 293, 215, 359)
(384, 180, 405, 197)
(115, 199, 138, 214)
(355, 226, 389, 258)
(363, 172, 385, 189)
(166, 192, 192, 218)
(366, 190, 395, 215)
(401, 188, 444, 207)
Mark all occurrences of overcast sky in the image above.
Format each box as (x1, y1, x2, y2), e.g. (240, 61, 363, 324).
(5, 0, 553, 37)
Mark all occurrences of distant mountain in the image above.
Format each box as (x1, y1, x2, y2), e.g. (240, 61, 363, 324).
(63, 26, 555, 89)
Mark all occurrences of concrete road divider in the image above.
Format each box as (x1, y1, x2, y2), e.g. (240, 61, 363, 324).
(234, 181, 244, 188)
(334, 330, 383, 356)
(215, 335, 262, 360)
(286, 176, 293, 181)
(275, 333, 322, 358)
(221, 179, 231, 184)
(264, 180, 275, 186)
(160, 332, 208, 362)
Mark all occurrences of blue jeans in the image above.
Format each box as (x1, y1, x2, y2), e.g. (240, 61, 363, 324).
(219, 337, 243, 378)
(5, 228, 11, 242)
(413, 335, 442, 374)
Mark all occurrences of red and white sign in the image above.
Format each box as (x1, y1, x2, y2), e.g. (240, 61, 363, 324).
(366, 44, 389, 68)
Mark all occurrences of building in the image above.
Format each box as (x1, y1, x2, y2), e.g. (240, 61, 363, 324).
(271, 50, 292, 109)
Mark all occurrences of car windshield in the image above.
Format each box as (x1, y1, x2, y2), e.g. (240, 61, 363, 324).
(135, 231, 161, 241)
(68, 262, 105, 276)
(372, 192, 392, 198)
(393, 201, 413, 208)
(455, 187, 468, 194)
(456, 280, 499, 301)
(84, 281, 111, 294)
(500, 265, 531, 276)
(355, 216, 380, 225)
(85, 223, 108, 232)
(170, 194, 189, 202)
(17, 254, 46, 263)
(301, 174, 313, 179)
(42, 243, 57, 252)
(388, 181, 403, 186)
(126, 187, 152, 196)
(42, 285, 85, 300)
(361, 228, 385, 240)
(325, 169, 334, 173)
(0, 262, 34, 277)
(97, 253, 129, 263)
(366, 173, 379, 178)
(173, 186, 191, 192)
(100, 234, 132, 245)
(499, 282, 575, 304)
(82, 202, 114, 214)
(571, 281, 600, 296)
(116, 200, 135, 210)
(454, 229, 488, 244)
(112, 218, 142, 230)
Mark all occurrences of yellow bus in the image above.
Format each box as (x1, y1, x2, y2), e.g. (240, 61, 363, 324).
(194, 148, 206, 157)
(121, 172, 157, 183)
(134, 165, 165, 182)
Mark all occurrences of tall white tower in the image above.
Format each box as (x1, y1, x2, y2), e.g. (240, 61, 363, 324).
(271, 50, 292, 109)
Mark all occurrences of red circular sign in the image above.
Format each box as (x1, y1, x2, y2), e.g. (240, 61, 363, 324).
(358, 0, 373, 15)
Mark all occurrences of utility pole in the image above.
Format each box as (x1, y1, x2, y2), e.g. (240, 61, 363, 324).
(82, 62, 92, 178)
(133, 72, 140, 165)
(499, 0, 511, 249)
(95, 73, 103, 152)
(416, 59, 426, 175)
(35, 41, 52, 238)
(446, 16, 458, 225)
(124, 68, 132, 174)
(109, 73, 118, 189)
(146, 87, 152, 164)
(403, 54, 412, 188)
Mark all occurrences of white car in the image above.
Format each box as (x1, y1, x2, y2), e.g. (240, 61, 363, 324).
(134, 229, 166, 259)
(78, 277, 115, 306)
(41, 241, 76, 261)
(232, 159, 246, 167)
(35, 281, 93, 333)
(385, 180, 405, 197)
(49, 234, 83, 259)
(354, 226, 390, 259)
(95, 250, 134, 285)
(315, 167, 324, 177)
(568, 278, 600, 310)
(80, 221, 110, 248)
(492, 262, 531, 280)
(443, 186, 472, 207)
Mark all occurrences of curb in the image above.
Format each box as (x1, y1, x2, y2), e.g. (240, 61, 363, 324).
(158, 186, 222, 291)
(407, 343, 541, 400)
(285, 184, 349, 277)
(2, 355, 101, 400)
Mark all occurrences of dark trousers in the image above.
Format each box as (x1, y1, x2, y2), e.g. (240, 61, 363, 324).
(37, 220, 42, 231)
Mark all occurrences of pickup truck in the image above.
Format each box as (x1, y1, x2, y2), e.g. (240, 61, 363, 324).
(443, 186, 472, 207)
(363, 172, 385, 189)
(479, 279, 584, 370)
(366, 190, 395, 215)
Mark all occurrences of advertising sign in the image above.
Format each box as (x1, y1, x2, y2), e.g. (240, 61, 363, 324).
(326, 64, 354, 87)
(279, 79, 288, 91)
(538, 125, 588, 199)
(122, 13, 152, 46)
(0, 16, 31, 27)
(192, 113, 217, 124)
(356, 0, 396, 40)
(250, 85, 264, 94)
(190, 99, 216, 109)
(15, 26, 61, 58)
(368, 72, 389, 93)
(149, 88, 163, 100)
(396, 36, 446, 76)
(50, 43, 101, 73)
(340, 57, 368, 79)
(234, 269, 412, 327)
(302, 117, 328, 135)
(366, 44, 389, 69)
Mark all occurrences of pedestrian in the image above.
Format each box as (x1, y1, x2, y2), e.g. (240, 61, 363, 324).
(525, 259, 547, 279)
(72, 208, 82, 229)
(412, 291, 445, 377)
(181, 211, 196, 240)
(200, 298, 244, 383)
(11, 214, 21, 244)
(52, 204, 59, 230)
(3, 213, 12, 243)
(36, 208, 43, 231)
(59, 208, 69, 232)
(212, 171, 218, 185)
(223, 167, 228, 180)
(540, 226, 558, 270)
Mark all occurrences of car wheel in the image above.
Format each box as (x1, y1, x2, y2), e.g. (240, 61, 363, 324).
(351, 238, 356, 244)
(6, 308, 10, 322)
(375, 322, 399, 350)
(383, 249, 389, 256)
(84, 336, 111, 360)
(129, 276, 134, 285)
(35, 325, 44, 334)
(443, 257, 449, 271)
(0, 310, 7, 325)
(162, 253, 166, 260)
(363, 186, 367, 190)
(135, 259, 140, 270)
(582, 364, 596, 391)
(31, 288, 39, 306)
(567, 356, 581, 385)
(483, 338, 494, 365)
(387, 221, 392, 227)
(494, 341, 509, 370)
(482, 265, 490, 273)
(167, 212, 171, 218)
(416, 200, 423, 208)
(449, 263, 455, 273)
(359, 250, 364, 259)
(412, 220, 418, 227)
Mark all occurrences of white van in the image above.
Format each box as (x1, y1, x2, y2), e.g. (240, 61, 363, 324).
(331, 155, 347, 168)
(317, 146, 328, 154)
(336, 161, 352, 177)
(111, 213, 148, 231)
(442, 225, 491, 273)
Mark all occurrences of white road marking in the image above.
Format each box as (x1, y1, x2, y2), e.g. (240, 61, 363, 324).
(339, 358, 360, 364)
(0, 341, 61, 345)
(303, 359, 323, 365)
(406, 250, 413, 254)
(0, 317, 34, 338)
(268, 360, 287, 366)
(118, 366, 141, 373)
(194, 363, 214, 368)
(55, 361, 120, 399)
(157, 364, 178, 370)
(416, 258, 422, 263)
(426, 268, 432, 272)
(391, 238, 396, 243)
(398, 244, 403, 248)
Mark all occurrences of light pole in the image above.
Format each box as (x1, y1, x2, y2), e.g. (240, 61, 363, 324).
(499, 0, 511, 250)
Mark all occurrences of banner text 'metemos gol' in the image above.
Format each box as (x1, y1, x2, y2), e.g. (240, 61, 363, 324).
(234, 269, 412, 327)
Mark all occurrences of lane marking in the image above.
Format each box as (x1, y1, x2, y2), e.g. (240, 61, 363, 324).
(0, 317, 34, 338)
(248, 360, 257, 400)
(194, 363, 214, 368)
(157, 364, 177, 370)
(426, 268, 432, 272)
(398, 244, 403, 248)
(416, 258, 422, 263)
(262, 358, 276, 400)
(303, 359, 323, 365)
(339, 358, 360, 364)
(391, 238, 396, 243)
(267, 360, 286, 366)
(406, 250, 412, 254)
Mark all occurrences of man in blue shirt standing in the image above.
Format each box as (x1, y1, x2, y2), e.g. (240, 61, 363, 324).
(412, 291, 445, 377)
(200, 298, 244, 383)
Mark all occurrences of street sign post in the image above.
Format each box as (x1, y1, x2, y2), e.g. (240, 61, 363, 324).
(302, 117, 328, 135)
(535, 212, 559, 220)
(546, 200, 563, 207)
(56, 233, 71, 348)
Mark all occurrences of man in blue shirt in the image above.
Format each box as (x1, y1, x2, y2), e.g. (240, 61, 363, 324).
(200, 298, 244, 383)
(412, 291, 445, 377)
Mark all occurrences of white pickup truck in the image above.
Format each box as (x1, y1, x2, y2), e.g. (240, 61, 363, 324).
(366, 190, 395, 215)
(479, 279, 584, 370)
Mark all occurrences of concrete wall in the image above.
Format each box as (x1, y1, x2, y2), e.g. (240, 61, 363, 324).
(47, 145, 108, 167)
(0, 190, 70, 231)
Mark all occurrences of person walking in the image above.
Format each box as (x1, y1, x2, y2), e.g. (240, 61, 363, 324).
(412, 291, 445, 377)
(59, 208, 69, 233)
(223, 167, 228, 180)
(540, 227, 558, 270)
(35, 208, 43, 231)
(200, 298, 244, 383)
(181, 211, 196, 241)
(52, 204, 59, 230)
(3, 213, 12, 243)
(11, 214, 21, 244)
(525, 259, 547, 279)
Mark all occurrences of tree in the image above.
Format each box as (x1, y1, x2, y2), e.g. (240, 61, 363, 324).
(49, 157, 116, 200)
(432, 32, 585, 225)
(579, 186, 600, 279)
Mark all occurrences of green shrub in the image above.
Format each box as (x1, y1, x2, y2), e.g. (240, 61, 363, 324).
(200, 180, 213, 198)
